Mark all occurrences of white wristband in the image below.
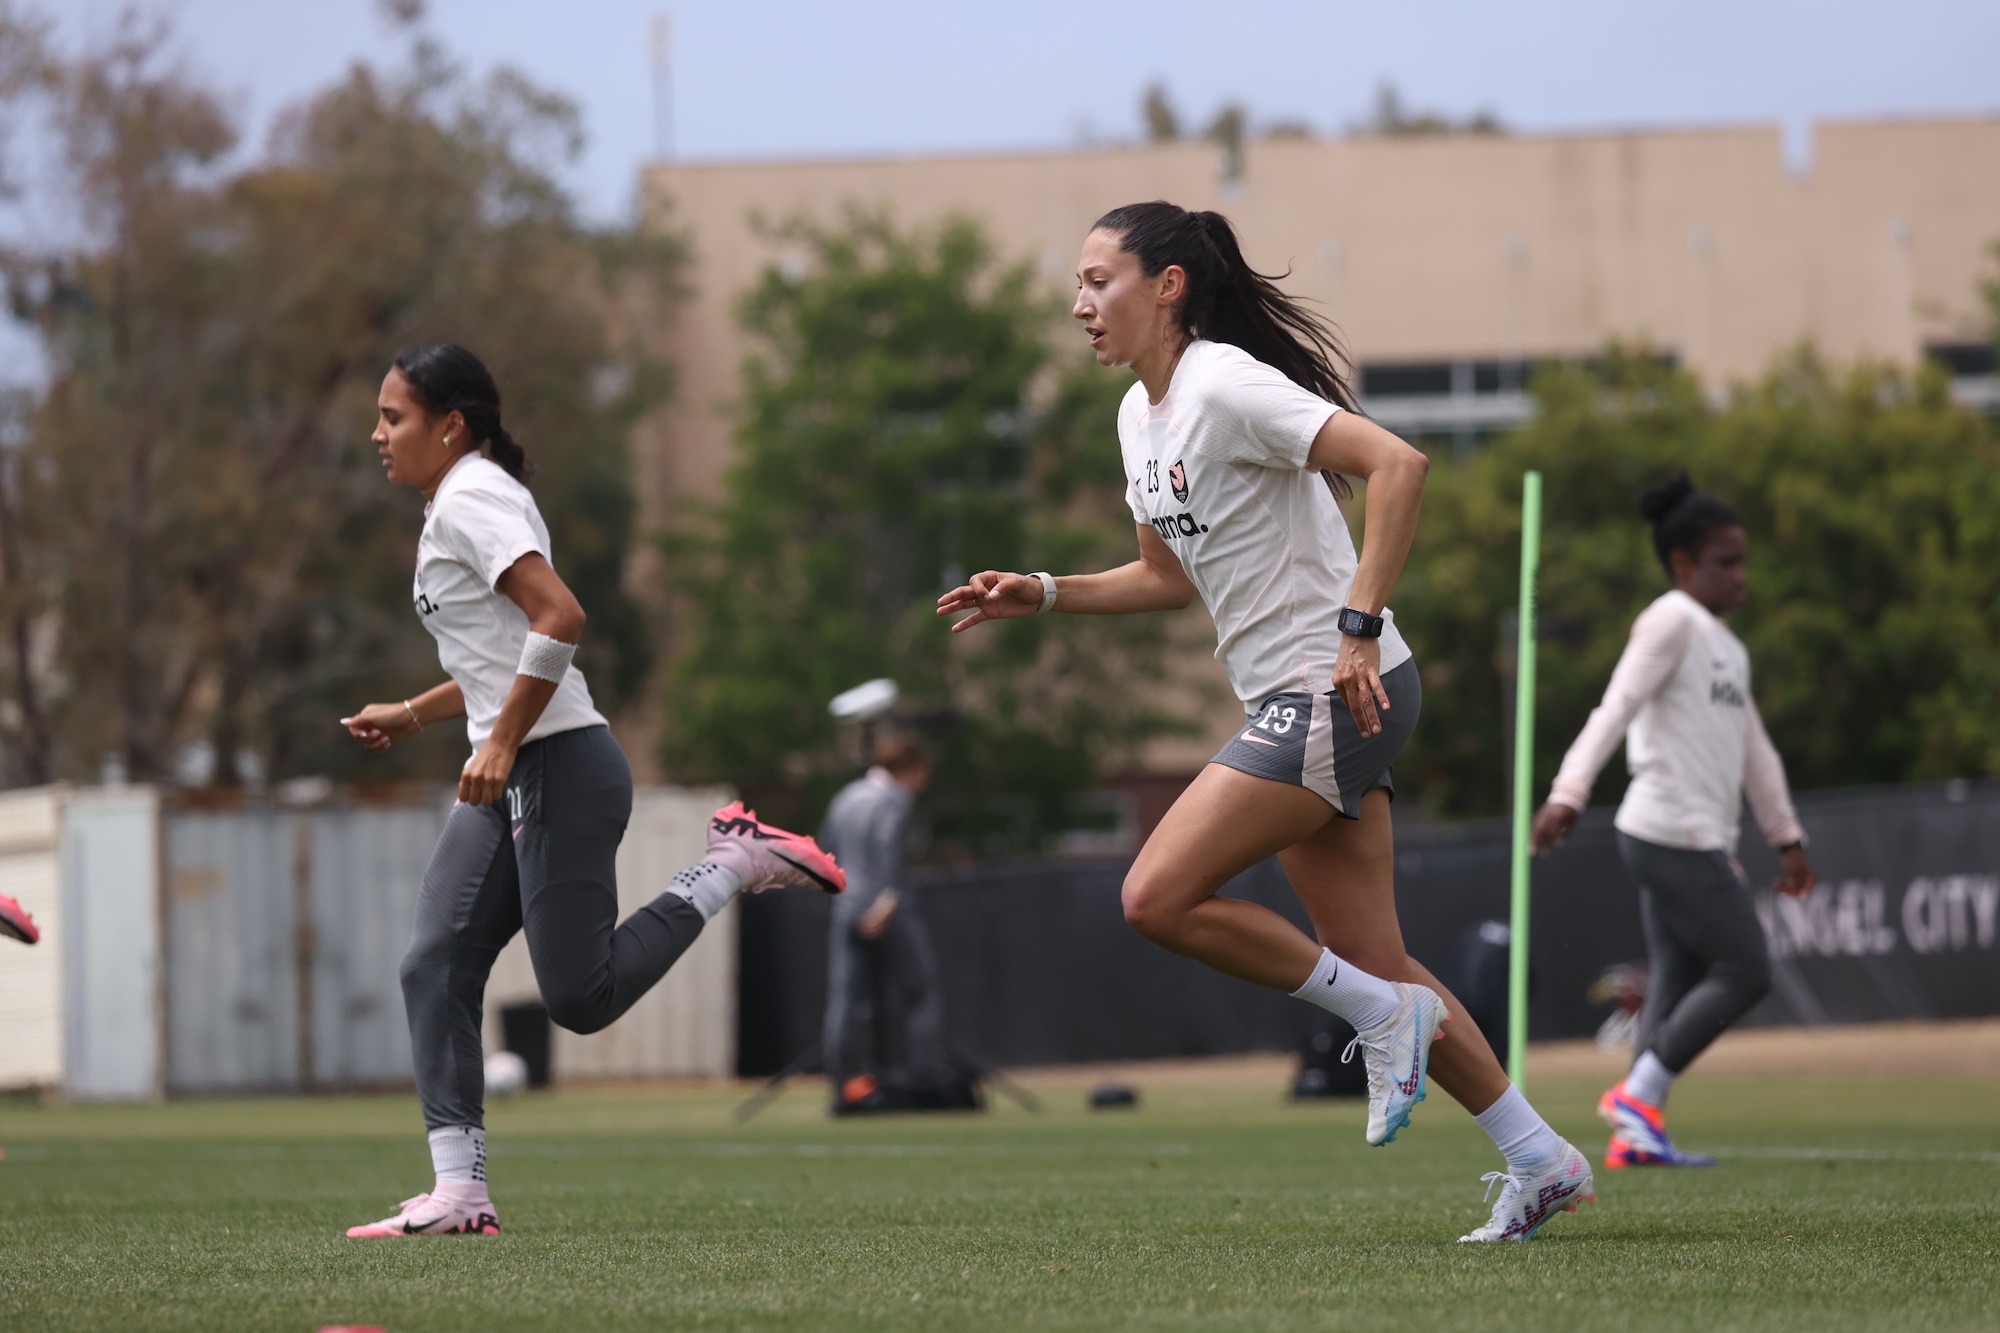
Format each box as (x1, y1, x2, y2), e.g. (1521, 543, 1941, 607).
(1031, 571, 1058, 613)
(518, 631, 577, 683)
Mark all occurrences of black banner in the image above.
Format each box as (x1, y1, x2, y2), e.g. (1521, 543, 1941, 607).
(735, 780, 2000, 1075)
(1739, 781, 2000, 1025)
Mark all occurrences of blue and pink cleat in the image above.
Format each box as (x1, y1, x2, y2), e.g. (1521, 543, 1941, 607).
(1344, 982, 1447, 1146)
(1458, 1141, 1596, 1242)
(1599, 1082, 1716, 1168)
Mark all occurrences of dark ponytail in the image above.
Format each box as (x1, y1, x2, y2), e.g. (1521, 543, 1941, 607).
(1639, 471, 1741, 574)
(391, 343, 534, 483)
(1090, 201, 1358, 411)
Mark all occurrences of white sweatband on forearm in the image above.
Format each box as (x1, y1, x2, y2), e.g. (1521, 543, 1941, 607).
(517, 631, 577, 683)
(1032, 571, 1058, 613)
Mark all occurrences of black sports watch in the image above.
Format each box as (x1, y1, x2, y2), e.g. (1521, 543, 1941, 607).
(1337, 606, 1384, 639)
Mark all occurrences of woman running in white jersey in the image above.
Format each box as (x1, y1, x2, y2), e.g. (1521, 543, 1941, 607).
(938, 203, 1591, 1242)
(1532, 472, 1816, 1169)
(339, 344, 845, 1238)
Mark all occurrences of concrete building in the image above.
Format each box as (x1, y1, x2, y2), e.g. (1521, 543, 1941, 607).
(629, 118, 2000, 784)
(641, 118, 1999, 497)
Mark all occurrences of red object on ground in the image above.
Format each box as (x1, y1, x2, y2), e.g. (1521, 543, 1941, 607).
(0, 894, 38, 945)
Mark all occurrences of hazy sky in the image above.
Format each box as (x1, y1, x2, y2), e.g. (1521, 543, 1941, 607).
(46, 0, 2000, 221)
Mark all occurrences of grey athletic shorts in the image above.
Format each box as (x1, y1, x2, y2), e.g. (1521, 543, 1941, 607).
(1209, 659, 1421, 818)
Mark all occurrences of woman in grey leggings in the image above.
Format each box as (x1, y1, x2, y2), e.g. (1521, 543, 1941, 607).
(1532, 472, 1816, 1168)
(339, 344, 845, 1238)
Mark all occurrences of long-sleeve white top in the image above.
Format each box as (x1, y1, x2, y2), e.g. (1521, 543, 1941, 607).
(1547, 589, 1804, 853)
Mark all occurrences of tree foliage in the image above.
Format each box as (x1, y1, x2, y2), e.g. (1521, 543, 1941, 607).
(1353, 83, 1504, 137)
(1397, 348, 2000, 817)
(1141, 83, 1180, 144)
(0, 9, 682, 787)
(661, 213, 1188, 851)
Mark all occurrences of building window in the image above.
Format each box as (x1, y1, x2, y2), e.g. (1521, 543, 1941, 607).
(1359, 354, 1678, 454)
(1926, 343, 1999, 415)
(1360, 363, 1454, 398)
(1358, 358, 1537, 456)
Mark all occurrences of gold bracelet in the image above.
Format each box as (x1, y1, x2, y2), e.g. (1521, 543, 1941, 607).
(403, 699, 424, 730)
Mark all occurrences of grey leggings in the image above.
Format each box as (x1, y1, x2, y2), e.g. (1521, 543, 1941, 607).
(823, 906, 946, 1084)
(399, 725, 705, 1128)
(1617, 831, 1773, 1073)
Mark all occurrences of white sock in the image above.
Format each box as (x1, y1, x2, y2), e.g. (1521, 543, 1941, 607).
(1290, 947, 1401, 1032)
(429, 1125, 486, 1186)
(667, 861, 742, 922)
(1624, 1049, 1675, 1107)
(1474, 1085, 1565, 1174)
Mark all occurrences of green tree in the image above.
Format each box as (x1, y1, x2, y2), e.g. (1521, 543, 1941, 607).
(1354, 83, 1504, 137)
(0, 7, 682, 787)
(661, 213, 1188, 851)
(0, 3, 56, 782)
(1205, 103, 1246, 181)
(1141, 83, 1180, 143)
(1396, 348, 2000, 817)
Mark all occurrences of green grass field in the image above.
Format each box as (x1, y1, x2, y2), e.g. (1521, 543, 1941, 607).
(1, 1069, 1995, 1332)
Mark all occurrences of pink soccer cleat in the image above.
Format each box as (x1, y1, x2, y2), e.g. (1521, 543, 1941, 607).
(704, 802, 846, 895)
(345, 1188, 500, 1238)
(0, 894, 38, 945)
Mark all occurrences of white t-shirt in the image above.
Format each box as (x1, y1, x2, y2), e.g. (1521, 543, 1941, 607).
(1548, 589, 1804, 853)
(414, 454, 607, 749)
(1117, 339, 1413, 707)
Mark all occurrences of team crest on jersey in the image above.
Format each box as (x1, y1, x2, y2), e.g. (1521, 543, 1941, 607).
(1169, 460, 1189, 503)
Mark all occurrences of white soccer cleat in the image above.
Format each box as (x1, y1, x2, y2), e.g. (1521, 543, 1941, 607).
(703, 802, 846, 894)
(1343, 981, 1447, 1146)
(1457, 1141, 1596, 1242)
(345, 1187, 500, 1238)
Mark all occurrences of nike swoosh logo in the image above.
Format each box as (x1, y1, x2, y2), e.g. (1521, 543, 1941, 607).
(1238, 732, 1281, 747)
(772, 848, 841, 893)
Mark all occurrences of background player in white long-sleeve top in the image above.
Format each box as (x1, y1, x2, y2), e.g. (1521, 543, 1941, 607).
(1532, 472, 1817, 1168)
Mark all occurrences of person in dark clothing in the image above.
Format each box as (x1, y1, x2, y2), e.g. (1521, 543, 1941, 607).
(819, 735, 946, 1105)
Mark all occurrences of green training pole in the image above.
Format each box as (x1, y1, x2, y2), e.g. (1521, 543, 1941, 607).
(1507, 471, 1543, 1089)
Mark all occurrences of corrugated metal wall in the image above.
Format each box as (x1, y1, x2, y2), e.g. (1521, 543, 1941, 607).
(161, 785, 735, 1094)
(305, 800, 457, 1088)
(62, 788, 161, 1099)
(166, 807, 309, 1091)
(0, 786, 162, 1098)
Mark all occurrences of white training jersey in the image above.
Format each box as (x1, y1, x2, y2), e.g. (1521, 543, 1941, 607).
(1117, 339, 1413, 707)
(1548, 589, 1803, 853)
(414, 454, 607, 750)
